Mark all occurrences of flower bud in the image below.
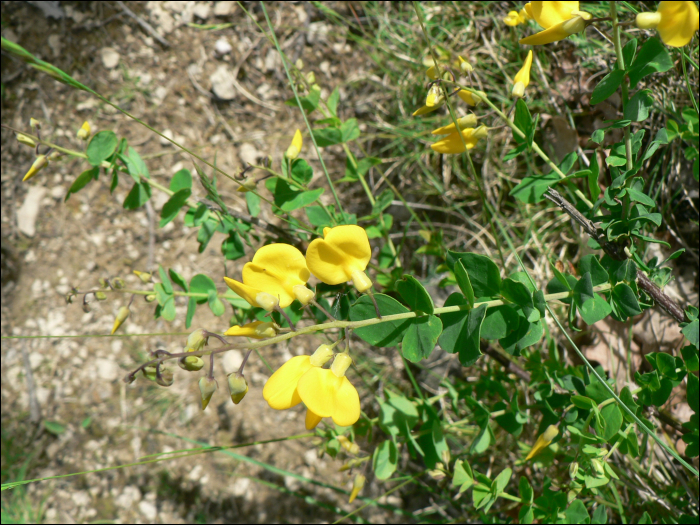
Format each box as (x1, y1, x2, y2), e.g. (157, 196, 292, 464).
(337, 435, 360, 455)
(591, 458, 605, 476)
(426, 83, 443, 107)
(16, 133, 37, 147)
(22, 155, 48, 182)
(458, 55, 473, 74)
(295, 58, 304, 70)
(306, 71, 316, 84)
(145, 294, 156, 302)
(185, 328, 209, 352)
(179, 355, 205, 371)
(331, 352, 353, 378)
(227, 373, 249, 404)
(133, 270, 152, 283)
(567, 486, 581, 504)
(112, 278, 125, 289)
(255, 291, 279, 311)
(236, 176, 257, 193)
(350, 270, 372, 293)
(82, 303, 92, 314)
(569, 462, 579, 479)
(512, 82, 526, 98)
(77, 121, 91, 140)
(198, 376, 218, 410)
(98, 278, 108, 288)
(30, 118, 41, 130)
(310, 344, 335, 367)
(635, 12, 662, 30)
(95, 291, 107, 300)
(142, 365, 158, 382)
(293, 284, 315, 305)
(156, 366, 174, 387)
(285, 129, 303, 160)
(348, 474, 365, 503)
(111, 306, 130, 335)
(441, 448, 451, 466)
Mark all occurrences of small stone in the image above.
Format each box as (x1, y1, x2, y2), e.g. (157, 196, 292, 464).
(238, 143, 261, 166)
(100, 47, 120, 69)
(230, 477, 250, 497)
(47, 34, 61, 58)
(116, 486, 142, 509)
(221, 350, 243, 374)
(210, 65, 237, 100)
(213, 2, 236, 16)
(160, 129, 175, 146)
(95, 358, 120, 381)
(17, 186, 46, 237)
(71, 490, 90, 507)
(193, 3, 210, 19)
(214, 38, 232, 57)
(139, 500, 157, 520)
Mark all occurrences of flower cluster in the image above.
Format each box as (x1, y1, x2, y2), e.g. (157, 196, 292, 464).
(222, 225, 373, 429)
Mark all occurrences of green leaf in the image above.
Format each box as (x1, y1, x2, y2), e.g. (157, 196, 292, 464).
(513, 98, 534, 147)
(126, 146, 149, 179)
(371, 188, 394, 215)
(378, 394, 419, 437)
(65, 167, 99, 201)
(290, 159, 313, 185)
(454, 260, 475, 307)
(186, 296, 196, 329)
(510, 172, 560, 204)
(350, 294, 412, 347)
(453, 461, 474, 492)
(312, 126, 343, 147)
(327, 86, 340, 117)
(624, 89, 654, 122)
(501, 278, 534, 309)
(519, 475, 534, 504)
(627, 188, 656, 207)
(123, 181, 152, 209)
(340, 118, 361, 143)
(591, 505, 607, 524)
(579, 255, 609, 286)
(159, 188, 191, 227)
(595, 404, 623, 442)
(682, 318, 699, 347)
(571, 395, 597, 410)
(158, 265, 173, 295)
(622, 38, 637, 68)
(170, 168, 192, 192)
(221, 231, 246, 260)
(612, 283, 642, 318)
(470, 422, 493, 454)
(590, 69, 625, 105)
(438, 296, 487, 366)
(207, 289, 225, 316)
(628, 38, 673, 89)
(43, 420, 66, 436)
(588, 151, 601, 201)
(491, 468, 512, 496)
(190, 274, 217, 304)
(305, 205, 333, 227)
(246, 191, 261, 217)
(687, 373, 698, 414)
(196, 217, 218, 252)
(86, 131, 118, 166)
(565, 499, 590, 524)
(481, 305, 519, 340)
(396, 275, 434, 314)
(267, 178, 324, 211)
(372, 440, 398, 480)
(417, 416, 449, 469)
(402, 315, 442, 362)
(520, 505, 534, 524)
(341, 156, 382, 183)
(445, 251, 501, 298)
(286, 85, 321, 112)
(169, 269, 188, 292)
(681, 345, 699, 372)
(499, 318, 543, 355)
(574, 272, 612, 325)
(591, 129, 605, 144)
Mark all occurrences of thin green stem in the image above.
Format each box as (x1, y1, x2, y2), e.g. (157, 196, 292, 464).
(680, 49, 699, 114)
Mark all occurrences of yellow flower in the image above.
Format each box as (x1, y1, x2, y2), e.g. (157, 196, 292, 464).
(512, 50, 534, 98)
(413, 101, 444, 116)
(505, 4, 533, 26)
(519, 1, 592, 45)
(425, 83, 444, 107)
(77, 121, 91, 140)
(22, 155, 48, 182)
(525, 424, 559, 460)
(305, 225, 373, 292)
(430, 125, 488, 154)
(224, 321, 278, 339)
(236, 176, 257, 193)
(227, 373, 249, 404)
(285, 129, 303, 159)
(457, 90, 482, 106)
(297, 353, 360, 428)
(636, 1, 699, 47)
(111, 306, 130, 335)
(224, 244, 313, 311)
(263, 344, 335, 410)
(349, 474, 366, 503)
(458, 55, 473, 74)
(431, 114, 478, 135)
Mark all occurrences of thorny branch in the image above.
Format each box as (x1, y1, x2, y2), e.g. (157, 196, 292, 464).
(544, 187, 688, 323)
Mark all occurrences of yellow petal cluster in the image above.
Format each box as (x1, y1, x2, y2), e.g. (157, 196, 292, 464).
(636, 1, 699, 47)
(512, 50, 534, 98)
(263, 348, 360, 429)
(285, 129, 303, 160)
(224, 321, 278, 339)
(519, 1, 591, 46)
(430, 125, 488, 155)
(224, 243, 312, 310)
(504, 5, 532, 27)
(305, 225, 373, 292)
(525, 424, 559, 460)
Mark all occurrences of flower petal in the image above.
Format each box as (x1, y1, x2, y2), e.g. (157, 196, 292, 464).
(330, 376, 360, 427)
(457, 90, 481, 106)
(242, 244, 310, 308)
(297, 367, 338, 417)
(223, 277, 263, 308)
(262, 355, 312, 410)
(305, 409, 323, 430)
(431, 129, 478, 154)
(657, 1, 699, 47)
(531, 1, 579, 28)
(519, 20, 571, 45)
(306, 226, 371, 285)
(514, 50, 533, 88)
